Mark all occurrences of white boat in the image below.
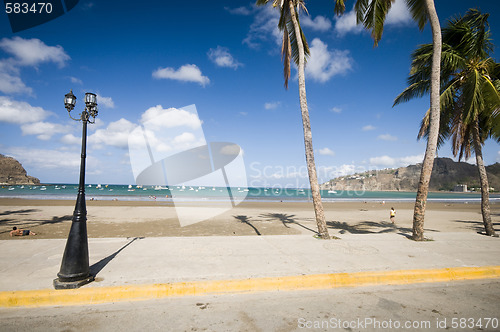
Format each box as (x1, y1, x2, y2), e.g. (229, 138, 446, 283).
(154, 185, 168, 190)
(328, 190, 337, 194)
(96, 184, 102, 189)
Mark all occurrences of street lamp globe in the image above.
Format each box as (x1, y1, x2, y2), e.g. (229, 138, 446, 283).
(64, 90, 76, 111)
(85, 92, 97, 108)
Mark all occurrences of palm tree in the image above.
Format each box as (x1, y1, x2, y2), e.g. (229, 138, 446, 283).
(396, 9, 500, 236)
(334, 0, 442, 240)
(256, 0, 330, 239)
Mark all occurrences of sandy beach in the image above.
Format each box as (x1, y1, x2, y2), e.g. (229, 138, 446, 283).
(1, 198, 498, 240)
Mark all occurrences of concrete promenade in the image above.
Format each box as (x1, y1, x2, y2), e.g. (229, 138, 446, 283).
(0, 232, 499, 307)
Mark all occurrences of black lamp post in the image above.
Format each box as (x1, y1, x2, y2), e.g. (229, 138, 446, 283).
(54, 90, 98, 289)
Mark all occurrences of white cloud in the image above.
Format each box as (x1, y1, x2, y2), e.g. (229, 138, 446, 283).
(225, 6, 253, 16)
(173, 132, 196, 145)
(20, 121, 70, 140)
(362, 125, 376, 131)
(378, 133, 398, 141)
(0, 37, 70, 67)
(208, 46, 242, 69)
(386, 0, 412, 24)
(399, 154, 424, 165)
(89, 118, 137, 149)
(301, 15, 332, 32)
(319, 147, 335, 156)
(152, 64, 210, 87)
(264, 101, 280, 110)
(220, 144, 241, 156)
(6, 147, 83, 170)
(69, 76, 83, 85)
(369, 154, 423, 168)
(243, 5, 281, 48)
(331, 107, 342, 113)
(0, 96, 52, 124)
(0, 65, 31, 94)
(306, 38, 353, 83)
(140, 105, 202, 130)
(369, 155, 396, 167)
(96, 94, 115, 108)
(0, 38, 69, 94)
(334, 8, 363, 36)
(60, 134, 81, 145)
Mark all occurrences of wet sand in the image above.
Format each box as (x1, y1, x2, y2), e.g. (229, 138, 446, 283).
(0, 198, 498, 239)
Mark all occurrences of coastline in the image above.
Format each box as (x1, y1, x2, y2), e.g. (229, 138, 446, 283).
(0, 198, 497, 240)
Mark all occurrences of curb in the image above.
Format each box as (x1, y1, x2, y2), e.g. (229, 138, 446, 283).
(1, 266, 499, 308)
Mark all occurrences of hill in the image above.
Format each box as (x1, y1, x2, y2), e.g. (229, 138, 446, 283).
(0, 154, 40, 185)
(321, 157, 500, 192)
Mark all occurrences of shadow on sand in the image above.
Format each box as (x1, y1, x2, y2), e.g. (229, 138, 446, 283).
(260, 213, 318, 235)
(233, 215, 261, 235)
(453, 219, 500, 233)
(327, 220, 440, 239)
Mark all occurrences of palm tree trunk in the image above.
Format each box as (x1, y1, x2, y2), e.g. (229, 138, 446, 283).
(472, 122, 497, 236)
(288, 1, 330, 239)
(412, 0, 442, 241)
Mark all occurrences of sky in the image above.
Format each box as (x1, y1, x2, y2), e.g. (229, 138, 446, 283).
(0, 0, 499, 187)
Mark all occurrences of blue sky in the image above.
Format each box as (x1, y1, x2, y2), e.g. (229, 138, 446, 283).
(0, 0, 499, 187)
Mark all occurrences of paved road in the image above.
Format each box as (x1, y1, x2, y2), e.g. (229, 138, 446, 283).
(1, 279, 499, 331)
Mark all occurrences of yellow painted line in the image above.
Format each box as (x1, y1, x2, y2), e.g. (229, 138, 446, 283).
(1, 266, 499, 308)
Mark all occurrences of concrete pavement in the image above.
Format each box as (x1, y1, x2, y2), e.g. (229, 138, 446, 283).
(0, 232, 499, 307)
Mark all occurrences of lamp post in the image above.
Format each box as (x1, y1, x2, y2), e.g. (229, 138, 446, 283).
(54, 90, 98, 289)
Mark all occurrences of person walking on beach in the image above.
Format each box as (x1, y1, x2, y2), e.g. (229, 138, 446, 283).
(10, 227, 36, 236)
(390, 207, 396, 223)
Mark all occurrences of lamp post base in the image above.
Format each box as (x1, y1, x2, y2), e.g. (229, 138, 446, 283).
(53, 275, 95, 290)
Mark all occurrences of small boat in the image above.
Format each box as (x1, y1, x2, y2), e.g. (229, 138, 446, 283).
(328, 190, 337, 194)
(96, 184, 102, 189)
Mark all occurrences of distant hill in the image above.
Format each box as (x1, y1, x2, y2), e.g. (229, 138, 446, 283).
(0, 154, 40, 185)
(321, 157, 500, 192)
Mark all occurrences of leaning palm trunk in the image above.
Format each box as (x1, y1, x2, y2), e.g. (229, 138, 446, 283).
(412, 0, 442, 241)
(472, 122, 497, 236)
(288, 1, 330, 239)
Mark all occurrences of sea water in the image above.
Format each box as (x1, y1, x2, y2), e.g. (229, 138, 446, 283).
(0, 184, 497, 203)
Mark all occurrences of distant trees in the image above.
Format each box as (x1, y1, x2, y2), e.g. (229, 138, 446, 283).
(395, 9, 500, 236)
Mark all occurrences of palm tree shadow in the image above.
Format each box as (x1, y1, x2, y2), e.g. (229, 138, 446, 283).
(234, 215, 261, 235)
(90, 237, 144, 277)
(453, 219, 500, 233)
(327, 220, 436, 237)
(260, 213, 318, 235)
(0, 209, 40, 217)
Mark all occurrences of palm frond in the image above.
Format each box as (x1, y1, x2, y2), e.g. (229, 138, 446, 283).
(393, 80, 429, 106)
(355, 0, 394, 46)
(281, 24, 291, 88)
(334, 0, 346, 15)
(405, 0, 428, 31)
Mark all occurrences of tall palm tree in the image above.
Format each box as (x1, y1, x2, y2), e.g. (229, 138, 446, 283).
(256, 0, 330, 239)
(335, 0, 442, 240)
(396, 9, 500, 236)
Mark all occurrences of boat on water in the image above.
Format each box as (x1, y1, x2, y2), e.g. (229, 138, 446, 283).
(328, 190, 337, 194)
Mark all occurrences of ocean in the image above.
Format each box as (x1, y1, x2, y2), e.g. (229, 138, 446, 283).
(1, 184, 498, 203)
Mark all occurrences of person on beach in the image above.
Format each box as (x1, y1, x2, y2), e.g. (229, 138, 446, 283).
(390, 207, 396, 223)
(10, 226, 36, 237)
